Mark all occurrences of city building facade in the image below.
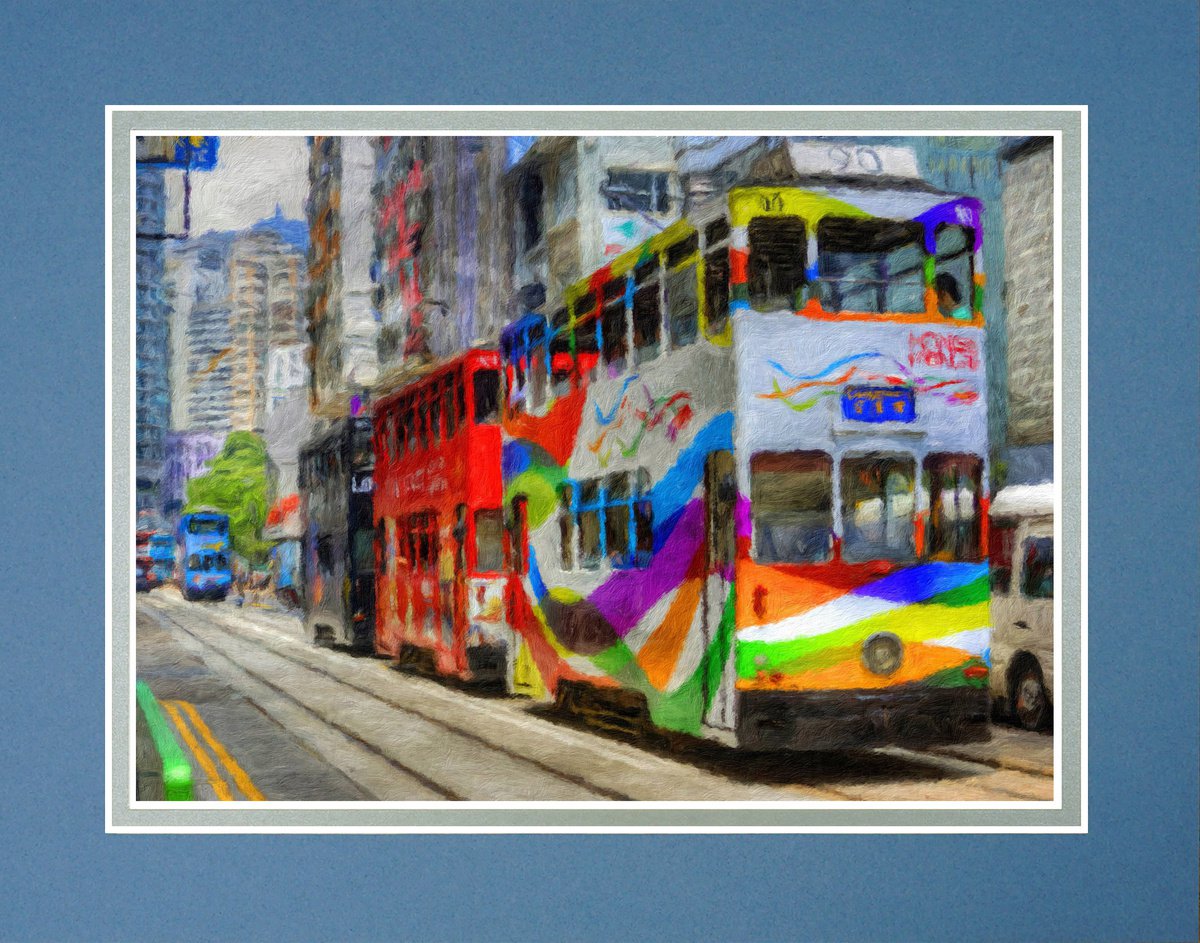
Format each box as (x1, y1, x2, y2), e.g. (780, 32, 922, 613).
(167, 219, 307, 435)
(507, 136, 683, 316)
(1000, 136, 1054, 484)
(371, 135, 510, 391)
(135, 166, 172, 511)
(306, 136, 379, 418)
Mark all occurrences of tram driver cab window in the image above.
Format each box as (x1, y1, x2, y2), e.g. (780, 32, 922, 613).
(750, 451, 833, 564)
(924, 453, 982, 561)
(841, 455, 917, 562)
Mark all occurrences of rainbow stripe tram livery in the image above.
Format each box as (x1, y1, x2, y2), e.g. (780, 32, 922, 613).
(498, 145, 992, 750)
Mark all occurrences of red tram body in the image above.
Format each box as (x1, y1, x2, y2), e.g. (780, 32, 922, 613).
(371, 349, 511, 681)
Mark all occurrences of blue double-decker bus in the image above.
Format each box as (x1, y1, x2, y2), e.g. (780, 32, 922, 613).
(148, 533, 175, 583)
(179, 512, 232, 601)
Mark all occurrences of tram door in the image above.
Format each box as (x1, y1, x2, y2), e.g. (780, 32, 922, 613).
(507, 496, 546, 699)
(702, 450, 737, 730)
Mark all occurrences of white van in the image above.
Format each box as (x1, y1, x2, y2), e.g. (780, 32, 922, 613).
(988, 483, 1054, 730)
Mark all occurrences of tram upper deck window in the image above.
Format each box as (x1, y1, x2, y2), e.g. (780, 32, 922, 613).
(704, 218, 730, 335)
(473, 368, 501, 424)
(549, 306, 574, 397)
(599, 279, 625, 376)
(818, 219, 925, 314)
(841, 455, 917, 562)
(934, 225, 974, 320)
(750, 451, 833, 564)
(748, 216, 806, 312)
(666, 233, 700, 348)
(442, 375, 457, 438)
(924, 453, 982, 561)
(632, 259, 661, 365)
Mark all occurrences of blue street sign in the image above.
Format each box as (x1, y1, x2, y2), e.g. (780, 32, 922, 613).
(173, 136, 219, 170)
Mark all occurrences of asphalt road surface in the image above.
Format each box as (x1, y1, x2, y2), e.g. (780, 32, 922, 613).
(135, 588, 1054, 802)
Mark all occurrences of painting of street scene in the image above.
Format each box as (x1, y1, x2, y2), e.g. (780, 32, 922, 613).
(132, 133, 1056, 802)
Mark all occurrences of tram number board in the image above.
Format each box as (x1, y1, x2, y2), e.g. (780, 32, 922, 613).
(841, 386, 916, 423)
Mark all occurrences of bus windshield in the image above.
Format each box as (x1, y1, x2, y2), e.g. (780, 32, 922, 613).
(187, 516, 227, 535)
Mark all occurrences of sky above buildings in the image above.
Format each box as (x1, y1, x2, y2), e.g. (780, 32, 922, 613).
(164, 136, 309, 235)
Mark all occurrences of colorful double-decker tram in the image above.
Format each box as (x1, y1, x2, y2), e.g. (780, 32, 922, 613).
(500, 142, 992, 749)
(372, 349, 510, 681)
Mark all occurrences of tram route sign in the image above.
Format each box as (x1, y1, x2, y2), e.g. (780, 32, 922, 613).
(841, 386, 916, 423)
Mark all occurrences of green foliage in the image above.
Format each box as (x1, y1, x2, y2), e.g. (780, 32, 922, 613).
(184, 431, 272, 564)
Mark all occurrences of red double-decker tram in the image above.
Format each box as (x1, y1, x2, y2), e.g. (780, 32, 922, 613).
(372, 349, 511, 682)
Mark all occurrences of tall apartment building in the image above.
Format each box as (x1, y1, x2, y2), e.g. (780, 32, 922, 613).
(306, 136, 379, 417)
(1000, 137, 1054, 485)
(135, 166, 172, 511)
(167, 218, 308, 435)
(371, 136, 509, 389)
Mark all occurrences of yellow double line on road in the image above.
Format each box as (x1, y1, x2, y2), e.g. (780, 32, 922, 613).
(160, 700, 265, 801)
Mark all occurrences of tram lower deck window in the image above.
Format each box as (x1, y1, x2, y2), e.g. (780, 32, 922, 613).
(841, 455, 916, 562)
(750, 451, 833, 564)
(474, 509, 505, 573)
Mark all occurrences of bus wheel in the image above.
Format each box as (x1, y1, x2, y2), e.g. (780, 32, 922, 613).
(1010, 658, 1049, 731)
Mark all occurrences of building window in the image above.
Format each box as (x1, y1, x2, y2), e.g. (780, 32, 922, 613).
(575, 311, 600, 382)
(603, 472, 631, 564)
(748, 216, 807, 312)
(603, 169, 671, 214)
(818, 218, 925, 314)
(925, 453, 982, 561)
(428, 384, 442, 442)
(518, 168, 544, 249)
(841, 455, 917, 562)
(750, 451, 833, 564)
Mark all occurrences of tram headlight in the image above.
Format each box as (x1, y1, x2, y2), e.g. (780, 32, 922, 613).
(862, 632, 904, 676)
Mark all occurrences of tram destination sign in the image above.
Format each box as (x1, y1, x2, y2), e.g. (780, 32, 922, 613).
(841, 386, 916, 423)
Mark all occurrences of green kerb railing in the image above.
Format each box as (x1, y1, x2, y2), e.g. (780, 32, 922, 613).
(135, 680, 193, 801)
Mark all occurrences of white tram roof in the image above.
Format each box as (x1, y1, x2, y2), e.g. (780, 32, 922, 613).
(990, 483, 1055, 520)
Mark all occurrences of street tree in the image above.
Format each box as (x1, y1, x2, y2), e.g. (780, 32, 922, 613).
(185, 431, 273, 565)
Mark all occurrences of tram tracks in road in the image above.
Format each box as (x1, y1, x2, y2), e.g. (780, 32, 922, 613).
(142, 595, 1053, 802)
(147, 595, 784, 800)
(145, 603, 462, 800)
